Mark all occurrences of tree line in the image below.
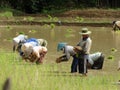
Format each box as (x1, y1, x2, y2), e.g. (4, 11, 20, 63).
(0, 0, 120, 13)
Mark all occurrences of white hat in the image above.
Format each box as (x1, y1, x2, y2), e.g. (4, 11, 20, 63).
(79, 28, 91, 35)
(21, 43, 33, 57)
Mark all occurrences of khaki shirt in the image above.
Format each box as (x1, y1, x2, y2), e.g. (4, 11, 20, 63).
(78, 37, 92, 54)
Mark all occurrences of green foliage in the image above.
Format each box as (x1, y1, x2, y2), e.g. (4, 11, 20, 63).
(74, 16, 84, 22)
(50, 23, 55, 29)
(47, 15, 59, 22)
(0, 0, 120, 14)
(18, 32, 25, 34)
(0, 11, 13, 18)
(65, 28, 75, 38)
(27, 16, 34, 21)
(29, 29, 37, 33)
(111, 48, 117, 52)
(107, 55, 114, 60)
(107, 48, 117, 61)
(6, 25, 12, 30)
(0, 51, 118, 90)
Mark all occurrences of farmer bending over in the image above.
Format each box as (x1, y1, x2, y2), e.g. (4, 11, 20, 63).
(13, 34, 28, 52)
(56, 42, 79, 73)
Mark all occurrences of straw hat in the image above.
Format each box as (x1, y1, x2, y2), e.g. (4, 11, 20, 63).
(79, 28, 91, 35)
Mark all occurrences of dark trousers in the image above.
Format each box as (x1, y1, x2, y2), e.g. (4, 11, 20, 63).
(71, 55, 78, 73)
(78, 55, 87, 74)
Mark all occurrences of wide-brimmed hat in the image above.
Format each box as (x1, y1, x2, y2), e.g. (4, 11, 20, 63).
(79, 28, 91, 35)
(74, 46, 82, 51)
(57, 42, 67, 51)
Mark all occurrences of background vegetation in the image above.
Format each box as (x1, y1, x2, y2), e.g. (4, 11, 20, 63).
(0, 0, 120, 14)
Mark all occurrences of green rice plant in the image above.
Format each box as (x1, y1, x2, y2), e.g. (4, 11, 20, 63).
(47, 15, 59, 22)
(74, 16, 84, 22)
(0, 11, 13, 19)
(53, 17, 59, 22)
(65, 34, 75, 38)
(66, 28, 74, 33)
(28, 29, 37, 33)
(65, 28, 75, 38)
(47, 15, 53, 21)
(15, 32, 25, 35)
(0, 50, 119, 90)
(107, 55, 114, 61)
(6, 38, 12, 42)
(50, 23, 55, 29)
(6, 25, 12, 31)
(19, 32, 25, 34)
(27, 17, 34, 21)
(111, 48, 117, 52)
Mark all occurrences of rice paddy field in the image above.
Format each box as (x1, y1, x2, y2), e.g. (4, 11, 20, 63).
(0, 13, 120, 90)
(0, 51, 120, 90)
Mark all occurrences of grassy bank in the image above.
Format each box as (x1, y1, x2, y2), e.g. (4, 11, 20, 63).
(0, 51, 119, 90)
(0, 8, 119, 24)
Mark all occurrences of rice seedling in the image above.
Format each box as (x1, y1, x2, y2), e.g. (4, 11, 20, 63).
(50, 23, 55, 29)
(74, 16, 84, 22)
(0, 50, 118, 90)
(0, 11, 13, 19)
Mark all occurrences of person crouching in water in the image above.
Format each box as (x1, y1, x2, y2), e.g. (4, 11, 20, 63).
(89, 52, 104, 69)
(112, 21, 120, 31)
(74, 46, 105, 70)
(77, 28, 92, 76)
(13, 34, 28, 52)
(56, 42, 80, 73)
(20, 38, 40, 60)
(21, 44, 47, 64)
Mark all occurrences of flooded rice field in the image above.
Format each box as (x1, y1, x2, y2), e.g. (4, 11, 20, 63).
(0, 25, 120, 75)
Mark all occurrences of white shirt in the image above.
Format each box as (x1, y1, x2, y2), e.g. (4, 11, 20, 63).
(64, 45, 76, 60)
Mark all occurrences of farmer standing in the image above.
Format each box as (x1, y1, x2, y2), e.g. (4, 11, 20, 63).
(77, 28, 92, 76)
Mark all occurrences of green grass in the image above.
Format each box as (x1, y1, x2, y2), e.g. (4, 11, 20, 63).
(0, 51, 119, 90)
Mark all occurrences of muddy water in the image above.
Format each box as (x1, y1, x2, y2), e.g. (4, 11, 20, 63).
(0, 25, 120, 73)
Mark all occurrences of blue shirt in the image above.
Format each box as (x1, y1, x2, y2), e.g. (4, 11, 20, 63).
(26, 38, 39, 46)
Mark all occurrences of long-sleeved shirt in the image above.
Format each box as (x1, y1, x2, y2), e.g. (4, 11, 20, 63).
(64, 45, 76, 60)
(77, 37, 92, 54)
(13, 35, 27, 45)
